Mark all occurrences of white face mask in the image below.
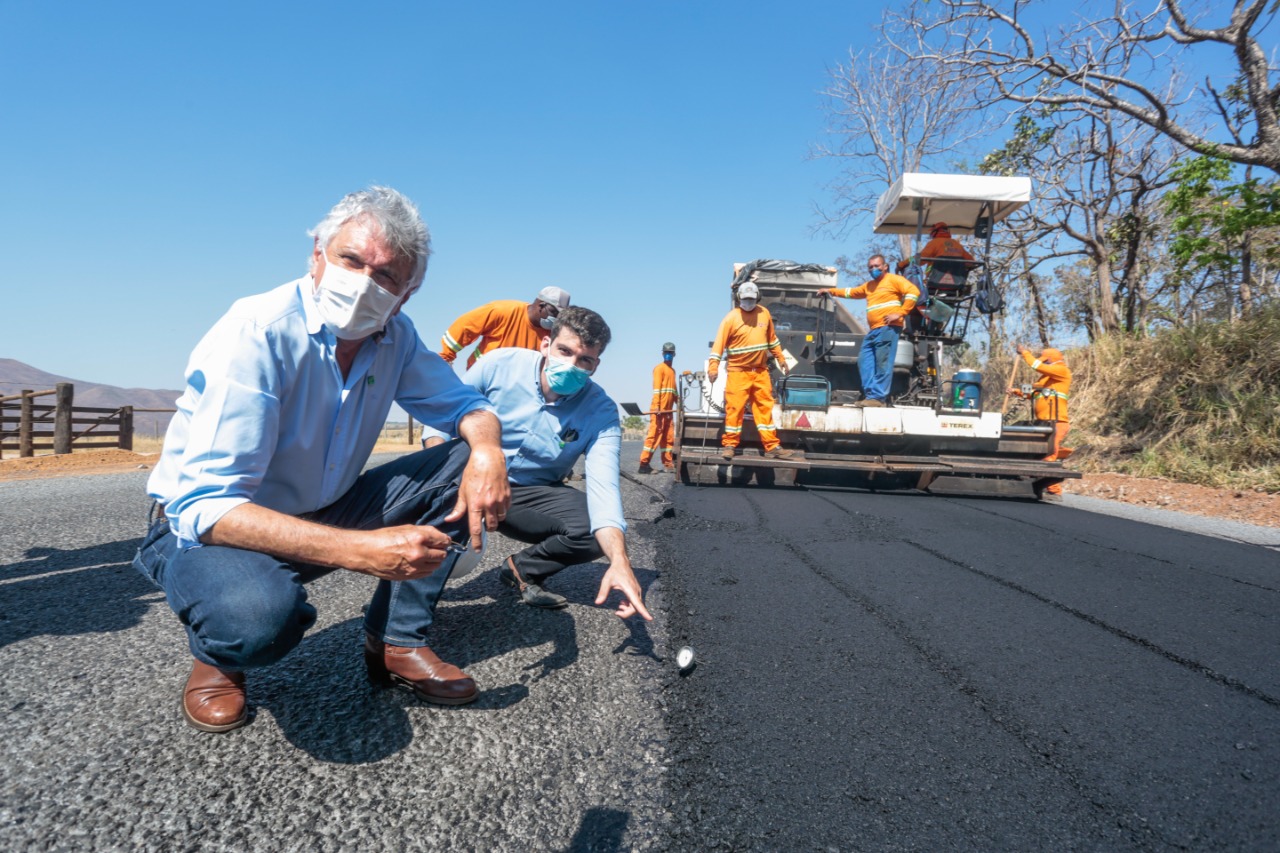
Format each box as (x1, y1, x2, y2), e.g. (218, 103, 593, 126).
(313, 256, 403, 340)
(739, 298, 757, 311)
(540, 315, 556, 330)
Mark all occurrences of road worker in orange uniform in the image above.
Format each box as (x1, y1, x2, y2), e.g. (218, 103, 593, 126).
(1006, 343, 1072, 501)
(918, 221, 974, 268)
(824, 254, 920, 407)
(707, 282, 796, 461)
(440, 286, 571, 368)
(638, 342, 679, 474)
(896, 222, 974, 274)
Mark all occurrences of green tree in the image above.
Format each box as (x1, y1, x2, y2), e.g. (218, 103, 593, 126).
(1166, 155, 1280, 318)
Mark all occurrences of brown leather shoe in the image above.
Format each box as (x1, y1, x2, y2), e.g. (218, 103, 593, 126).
(182, 659, 248, 733)
(365, 635, 478, 706)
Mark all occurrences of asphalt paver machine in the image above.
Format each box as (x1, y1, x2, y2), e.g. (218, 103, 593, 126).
(674, 172, 1080, 499)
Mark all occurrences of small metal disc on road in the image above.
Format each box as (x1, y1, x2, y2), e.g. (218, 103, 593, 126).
(676, 646, 697, 675)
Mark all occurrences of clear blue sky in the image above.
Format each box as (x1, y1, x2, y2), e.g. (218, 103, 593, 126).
(1, 1, 922, 412)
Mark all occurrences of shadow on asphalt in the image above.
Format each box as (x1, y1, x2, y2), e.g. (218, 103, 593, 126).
(444, 562, 661, 668)
(565, 805, 630, 852)
(249, 580, 630, 762)
(0, 539, 153, 649)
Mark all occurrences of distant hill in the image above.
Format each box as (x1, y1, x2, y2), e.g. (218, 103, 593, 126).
(0, 359, 182, 440)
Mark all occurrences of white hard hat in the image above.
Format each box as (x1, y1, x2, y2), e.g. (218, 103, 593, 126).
(738, 282, 759, 300)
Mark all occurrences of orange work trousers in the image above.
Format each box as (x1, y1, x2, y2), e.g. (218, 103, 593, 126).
(1044, 421, 1071, 495)
(640, 413, 675, 468)
(722, 368, 780, 452)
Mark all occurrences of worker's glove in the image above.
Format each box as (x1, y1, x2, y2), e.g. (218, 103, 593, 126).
(707, 367, 718, 383)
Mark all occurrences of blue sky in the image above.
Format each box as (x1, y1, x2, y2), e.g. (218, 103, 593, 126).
(2, 1, 952, 411)
(0, 0, 901, 412)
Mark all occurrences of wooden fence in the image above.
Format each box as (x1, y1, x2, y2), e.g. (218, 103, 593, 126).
(0, 383, 171, 459)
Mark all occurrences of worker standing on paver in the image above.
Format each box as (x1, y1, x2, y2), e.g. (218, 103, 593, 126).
(638, 342, 678, 474)
(440, 286, 571, 368)
(707, 283, 795, 461)
(1006, 343, 1072, 501)
(824, 254, 920, 407)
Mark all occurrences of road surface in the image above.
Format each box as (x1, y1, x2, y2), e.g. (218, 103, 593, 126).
(1, 444, 1277, 851)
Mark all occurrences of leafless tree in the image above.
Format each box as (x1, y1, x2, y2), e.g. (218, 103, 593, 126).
(813, 31, 988, 253)
(898, 0, 1280, 173)
(982, 106, 1179, 337)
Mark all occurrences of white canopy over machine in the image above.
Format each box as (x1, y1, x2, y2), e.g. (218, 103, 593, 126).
(873, 173, 1031, 235)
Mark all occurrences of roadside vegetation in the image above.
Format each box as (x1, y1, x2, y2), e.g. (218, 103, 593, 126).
(1066, 307, 1280, 493)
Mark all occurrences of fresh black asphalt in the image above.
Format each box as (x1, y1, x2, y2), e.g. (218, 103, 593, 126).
(657, 480, 1280, 851)
(1, 442, 1277, 851)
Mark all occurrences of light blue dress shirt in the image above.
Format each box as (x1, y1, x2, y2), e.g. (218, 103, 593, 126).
(148, 277, 493, 550)
(426, 347, 625, 534)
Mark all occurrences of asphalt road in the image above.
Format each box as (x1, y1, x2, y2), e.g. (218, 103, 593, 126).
(658, 479, 1280, 851)
(2, 443, 1277, 851)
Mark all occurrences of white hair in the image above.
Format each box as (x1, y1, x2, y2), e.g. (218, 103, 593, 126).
(307, 186, 432, 291)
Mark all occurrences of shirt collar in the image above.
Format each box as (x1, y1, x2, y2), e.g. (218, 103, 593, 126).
(300, 276, 326, 336)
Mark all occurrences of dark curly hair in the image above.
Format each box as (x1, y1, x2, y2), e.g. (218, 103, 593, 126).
(551, 306, 612, 353)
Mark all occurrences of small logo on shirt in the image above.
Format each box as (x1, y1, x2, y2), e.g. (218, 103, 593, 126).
(367, 376, 375, 387)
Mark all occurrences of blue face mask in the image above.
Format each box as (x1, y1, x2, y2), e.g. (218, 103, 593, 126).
(545, 354, 592, 396)
(869, 267, 885, 280)
(663, 353, 674, 364)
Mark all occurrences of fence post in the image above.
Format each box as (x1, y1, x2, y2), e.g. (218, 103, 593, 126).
(19, 390, 33, 458)
(407, 415, 415, 445)
(119, 407, 134, 451)
(54, 383, 74, 455)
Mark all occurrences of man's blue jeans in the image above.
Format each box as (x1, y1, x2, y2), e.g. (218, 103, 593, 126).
(132, 441, 471, 671)
(859, 325, 900, 402)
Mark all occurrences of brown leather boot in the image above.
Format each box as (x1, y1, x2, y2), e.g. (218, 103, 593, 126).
(365, 635, 478, 705)
(182, 659, 248, 733)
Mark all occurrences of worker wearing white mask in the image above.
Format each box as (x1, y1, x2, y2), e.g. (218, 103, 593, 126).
(706, 282, 795, 460)
(138, 187, 511, 733)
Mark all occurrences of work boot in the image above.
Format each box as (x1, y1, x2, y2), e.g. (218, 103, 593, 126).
(637, 462, 653, 474)
(854, 398, 886, 408)
(182, 659, 248, 733)
(499, 557, 567, 609)
(764, 447, 796, 460)
(720, 447, 736, 461)
(365, 635, 478, 705)
(1042, 492, 1064, 503)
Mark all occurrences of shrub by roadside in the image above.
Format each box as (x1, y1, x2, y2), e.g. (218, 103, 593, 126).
(1064, 306, 1280, 493)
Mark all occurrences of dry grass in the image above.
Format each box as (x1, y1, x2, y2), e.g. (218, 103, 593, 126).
(1053, 307, 1280, 493)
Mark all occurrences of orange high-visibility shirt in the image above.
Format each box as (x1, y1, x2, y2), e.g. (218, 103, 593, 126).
(919, 236, 974, 264)
(440, 300, 546, 368)
(1021, 350, 1071, 422)
(825, 273, 920, 330)
(709, 306, 784, 372)
(650, 362, 677, 413)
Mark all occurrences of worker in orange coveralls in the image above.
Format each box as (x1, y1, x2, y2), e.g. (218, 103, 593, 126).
(896, 221, 975, 273)
(638, 342, 679, 474)
(706, 282, 796, 461)
(823, 255, 920, 407)
(440, 286, 571, 368)
(1006, 344, 1072, 502)
(916, 221, 974, 269)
